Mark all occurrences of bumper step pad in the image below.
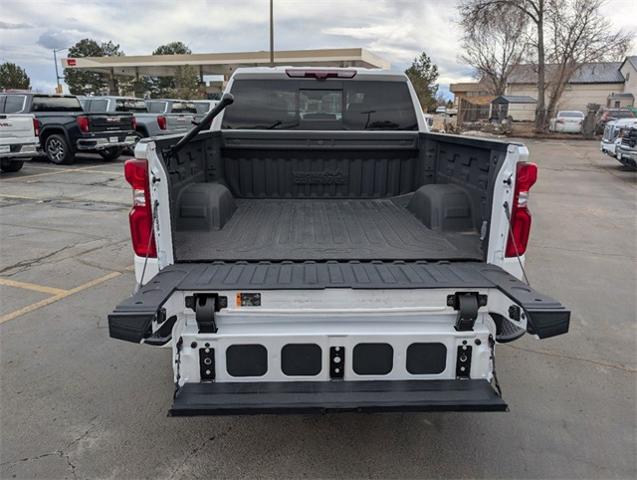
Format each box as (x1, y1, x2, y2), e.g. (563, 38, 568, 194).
(169, 379, 507, 416)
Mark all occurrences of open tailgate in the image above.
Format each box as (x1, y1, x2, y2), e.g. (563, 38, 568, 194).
(108, 261, 569, 415)
(109, 261, 570, 343)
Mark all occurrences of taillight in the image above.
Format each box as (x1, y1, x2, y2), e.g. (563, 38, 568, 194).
(505, 162, 538, 258)
(76, 115, 90, 133)
(157, 115, 167, 130)
(33, 118, 40, 137)
(124, 158, 156, 257)
(131, 116, 137, 130)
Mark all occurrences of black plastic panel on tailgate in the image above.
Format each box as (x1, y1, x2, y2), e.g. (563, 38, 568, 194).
(108, 261, 570, 342)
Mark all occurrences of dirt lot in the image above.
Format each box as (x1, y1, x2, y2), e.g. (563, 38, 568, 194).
(1, 142, 635, 479)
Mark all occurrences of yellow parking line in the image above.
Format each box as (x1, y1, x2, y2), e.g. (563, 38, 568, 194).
(0, 193, 43, 201)
(0, 271, 122, 325)
(66, 271, 122, 294)
(0, 278, 68, 296)
(2, 168, 78, 180)
(2, 164, 123, 181)
(79, 164, 126, 170)
(19, 164, 59, 170)
(77, 169, 124, 175)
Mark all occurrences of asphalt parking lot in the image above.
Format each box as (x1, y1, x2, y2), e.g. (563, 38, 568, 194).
(1, 141, 635, 479)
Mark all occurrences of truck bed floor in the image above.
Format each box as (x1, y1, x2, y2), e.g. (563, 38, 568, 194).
(174, 198, 482, 261)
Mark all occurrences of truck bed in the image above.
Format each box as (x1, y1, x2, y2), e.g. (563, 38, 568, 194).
(174, 196, 482, 261)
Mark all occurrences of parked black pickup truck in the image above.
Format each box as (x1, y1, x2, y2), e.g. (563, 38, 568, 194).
(0, 93, 137, 164)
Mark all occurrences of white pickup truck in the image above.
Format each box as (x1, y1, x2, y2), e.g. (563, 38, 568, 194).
(0, 113, 40, 172)
(109, 68, 570, 415)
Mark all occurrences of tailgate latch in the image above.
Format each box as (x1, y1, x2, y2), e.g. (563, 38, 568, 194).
(447, 292, 487, 331)
(186, 294, 228, 334)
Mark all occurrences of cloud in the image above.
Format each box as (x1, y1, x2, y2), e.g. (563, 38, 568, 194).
(0, 21, 33, 30)
(37, 30, 76, 50)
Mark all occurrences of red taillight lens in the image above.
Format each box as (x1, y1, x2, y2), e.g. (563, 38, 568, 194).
(157, 115, 167, 130)
(124, 158, 156, 257)
(76, 115, 90, 133)
(33, 118, 40, 137)
(505, 162, 538, 258)
(131, 116, 137, 130)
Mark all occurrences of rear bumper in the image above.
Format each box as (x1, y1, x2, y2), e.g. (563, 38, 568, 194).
(0, 143, 40, 159)
(170, 379, 507, 415)
(76, 134, 137, 151)
(553, 124, 582, 133)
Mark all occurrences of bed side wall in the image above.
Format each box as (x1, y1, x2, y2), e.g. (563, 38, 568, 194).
(421, 132, 510, 251)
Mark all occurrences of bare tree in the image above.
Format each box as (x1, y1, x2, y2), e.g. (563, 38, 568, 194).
(459, 0, 549, 131)
(543, 0, 633, 123)
(459, 4, 529, 96)
(459, 0, 633, 131)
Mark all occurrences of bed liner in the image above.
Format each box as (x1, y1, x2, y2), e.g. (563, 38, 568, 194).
(173, 197, 483, 262)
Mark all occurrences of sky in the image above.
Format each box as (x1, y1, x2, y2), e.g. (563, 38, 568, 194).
(1, 0, 636, 97)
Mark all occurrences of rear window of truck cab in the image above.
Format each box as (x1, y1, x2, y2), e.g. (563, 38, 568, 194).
(222, 79, 418, 130)
(0, 95, 27, 113)
(171, 102, 197, 113)
(146, 101, 167, 113)
(115, 99, 148, 112)
(194, 102, 215, 114)
(32, 96, 82, 112)
(558, 111, 584, 118)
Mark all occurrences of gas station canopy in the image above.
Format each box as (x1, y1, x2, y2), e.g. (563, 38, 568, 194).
(61, 47, 390, 79)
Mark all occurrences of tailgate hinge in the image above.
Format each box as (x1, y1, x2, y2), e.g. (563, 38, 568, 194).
(186, 294, 228, 334)
(447, 292, 487, 331)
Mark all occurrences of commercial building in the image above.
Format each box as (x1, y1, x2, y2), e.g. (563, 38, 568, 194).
(61, 48, 390, 96)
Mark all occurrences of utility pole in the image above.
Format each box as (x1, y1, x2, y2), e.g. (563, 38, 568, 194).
(53, 47, 69, 94)
(269, 0, 274, 66)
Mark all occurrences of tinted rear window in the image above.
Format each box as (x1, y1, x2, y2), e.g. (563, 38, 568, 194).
(613, 110, 635, 119)
(195, 102, 214, 114)
(2, 95, 26, 113)
(147, 101, 167, 113)
(171, 102, 197, 113)
(32, 96, 82, 112)
(87, 99, 108, 112)
(559, 111, 584, 118)
(115, 99, 148, 112)
(222, 79, 418, 130)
